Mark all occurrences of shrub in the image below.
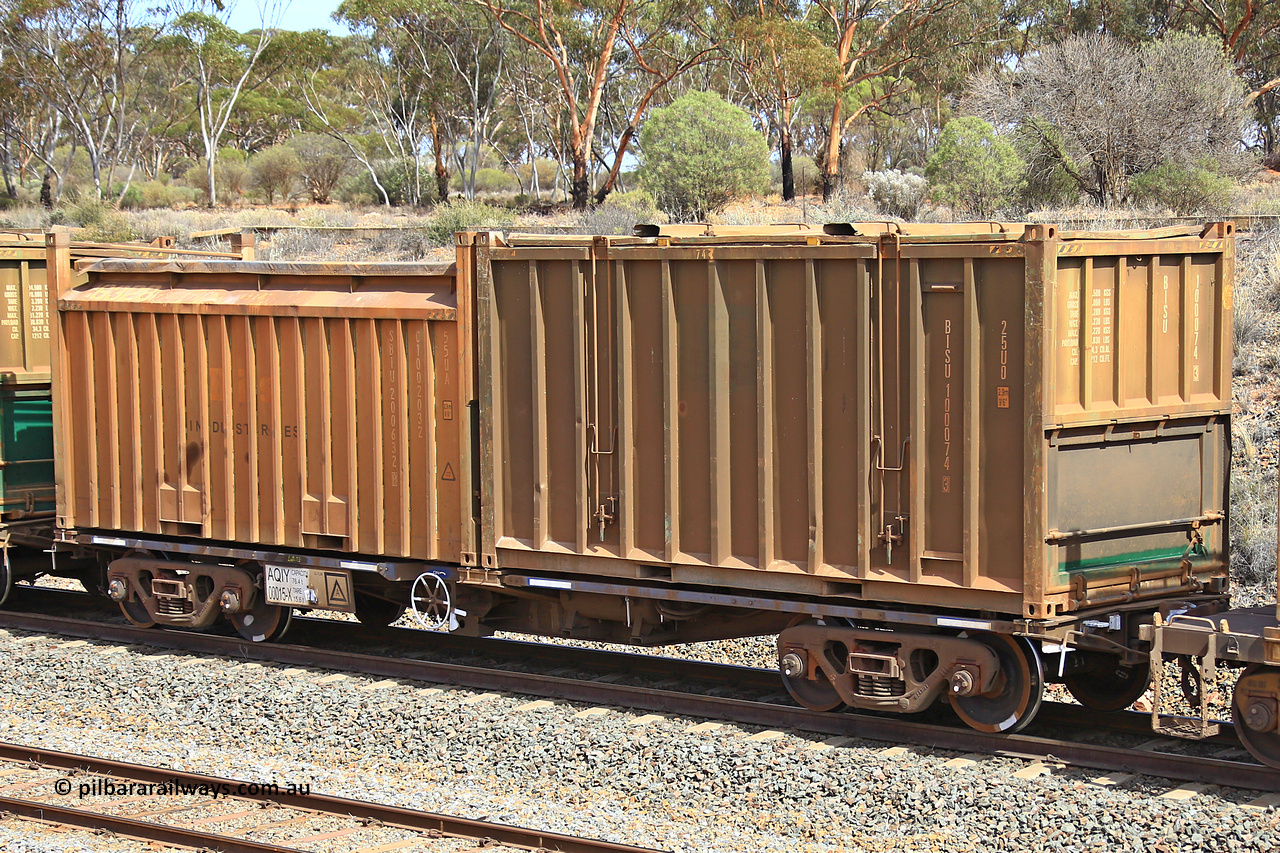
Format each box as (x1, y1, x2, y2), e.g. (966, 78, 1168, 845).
(66, 199, 136, 243)
(862, 169, 928, 219)
(1129, 160, 1234, 215)
(250, 146, 302, 205)
(183, 153, 252, 206)
(579, 189, 663, 235)
(346, 160, 435, 207)
(473, 167, 519, 194)
(423, 199, 515, 245)
(516, 158, 559, 196)
(286, 133, 351, 204)
(1231, 421, 1278, 587)
(925, 117, 1024, 217)
(639, 91, 770, 221)
(115, 183, 145, 210)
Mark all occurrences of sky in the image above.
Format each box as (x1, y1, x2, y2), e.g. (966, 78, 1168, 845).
(223, 1, 351, 35)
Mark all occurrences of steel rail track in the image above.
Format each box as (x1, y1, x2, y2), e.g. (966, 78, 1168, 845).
(0, 607, 1274, 794)
(0, 741, 665, 853)
(1, 587, 1234, 745)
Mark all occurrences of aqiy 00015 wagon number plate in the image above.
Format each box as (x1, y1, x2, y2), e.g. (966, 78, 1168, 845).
(263, 565, 355, 613)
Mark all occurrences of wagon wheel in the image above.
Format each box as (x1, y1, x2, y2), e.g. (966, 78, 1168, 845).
(777, 619, 846, 713)
(0, 548, 11, 609)
(1232, 665, 1280, 768)
(409, 573, 452, 631)
(354, 592, 406, 628)
(951, 633, 1044, 734)
(229, 593, 292, 643)
(116, 549, 157, 629)
(119, 596, 157, 628)
(1063, 658, 1151, 712)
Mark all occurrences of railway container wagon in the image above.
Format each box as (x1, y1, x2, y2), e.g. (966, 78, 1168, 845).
(0, 232, 253, 604)
(49, 223, 1234, 735)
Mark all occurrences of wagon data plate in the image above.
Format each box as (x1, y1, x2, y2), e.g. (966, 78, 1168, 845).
(263, 565, 355, 613)
(264, 565, 312, 606)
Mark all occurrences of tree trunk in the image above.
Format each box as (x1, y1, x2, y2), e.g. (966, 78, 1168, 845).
(40, 168, 54, 208)
(571, 153, 590, 211)
(780, 130, 795, 202)
(593, 124, 637, 206)
(1, 149, 15, 200)
(430, 117, 450, 203)
(206, 150, 217, 208)
(822, 99, 844, 202)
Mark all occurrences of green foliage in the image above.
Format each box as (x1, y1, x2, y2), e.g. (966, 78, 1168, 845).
(1129, 160, 1235, 215)
(473, 168, 519, 194)
(639, 91, 770, 221)
(286, 134, 351, 204)
(66, 200, 136, 243)
(343, 160, 437, 207)
(1012, 119, 1080, 209)
(516, 159, 559, 194)
(771, 155, 821, 196)
(115, 184, 145, 210)
(423, 199, 515, 246)
(925, 117, 1024, 217)
(183, 153, 251, 206)
(250, 146, 302, 205)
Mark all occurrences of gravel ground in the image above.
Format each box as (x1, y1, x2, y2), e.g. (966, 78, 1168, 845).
(1, 628, 1280, 852)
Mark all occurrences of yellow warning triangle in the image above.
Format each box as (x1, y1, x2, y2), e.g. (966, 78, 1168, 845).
(442, 463, 456, 481)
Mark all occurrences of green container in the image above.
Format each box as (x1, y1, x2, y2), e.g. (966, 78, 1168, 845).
(0, 384, 54, 517)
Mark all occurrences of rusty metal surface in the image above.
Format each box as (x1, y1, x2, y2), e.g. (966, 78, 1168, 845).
(50, 240, 464, 561)
(0, 794, 301, 853)
(473, 225, 1232, 618)
(82, 259, 456, 276)
(0, 235, 250, 384)
(48, 224, 1234, 624)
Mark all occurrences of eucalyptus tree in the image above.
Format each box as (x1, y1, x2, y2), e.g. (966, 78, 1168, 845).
(166, 1, 284, 206)
(966, 33, 1247, 204)
(338, 0, 511, 201)
(298, 30, 435, 206)
(476, 0, 725, 209)
(1163, 0, 1280, 153)
(730, 3, 839, 200)
(809, 0, 1021, 199)
(3, 0, 173, 202)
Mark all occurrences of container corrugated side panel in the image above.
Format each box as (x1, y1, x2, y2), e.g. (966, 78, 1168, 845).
(1048, 234, 1232, 425)
(1039, 231, 1232, 610)
(0, 247, 52, 382)
(479, 238, 878, 592)
(873, 243, 1032, 610)
(57, 268, 462, 562)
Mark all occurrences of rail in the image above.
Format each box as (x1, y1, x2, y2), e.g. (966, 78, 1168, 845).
(0, 604, 1275, 793)
(0, 741, 665, 853)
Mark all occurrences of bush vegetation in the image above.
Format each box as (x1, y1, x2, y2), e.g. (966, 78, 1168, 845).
(925, 117, 1024, 216)
(639, 91, 770, 221)
(1129, 160, 1234, 214)
(862, 169, 928, 219)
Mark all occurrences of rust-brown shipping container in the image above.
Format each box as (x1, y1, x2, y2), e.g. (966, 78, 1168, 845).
(47, 222, 1236, 730)
(472, 222, 1233, 620)
(51, 256, 465, 563)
